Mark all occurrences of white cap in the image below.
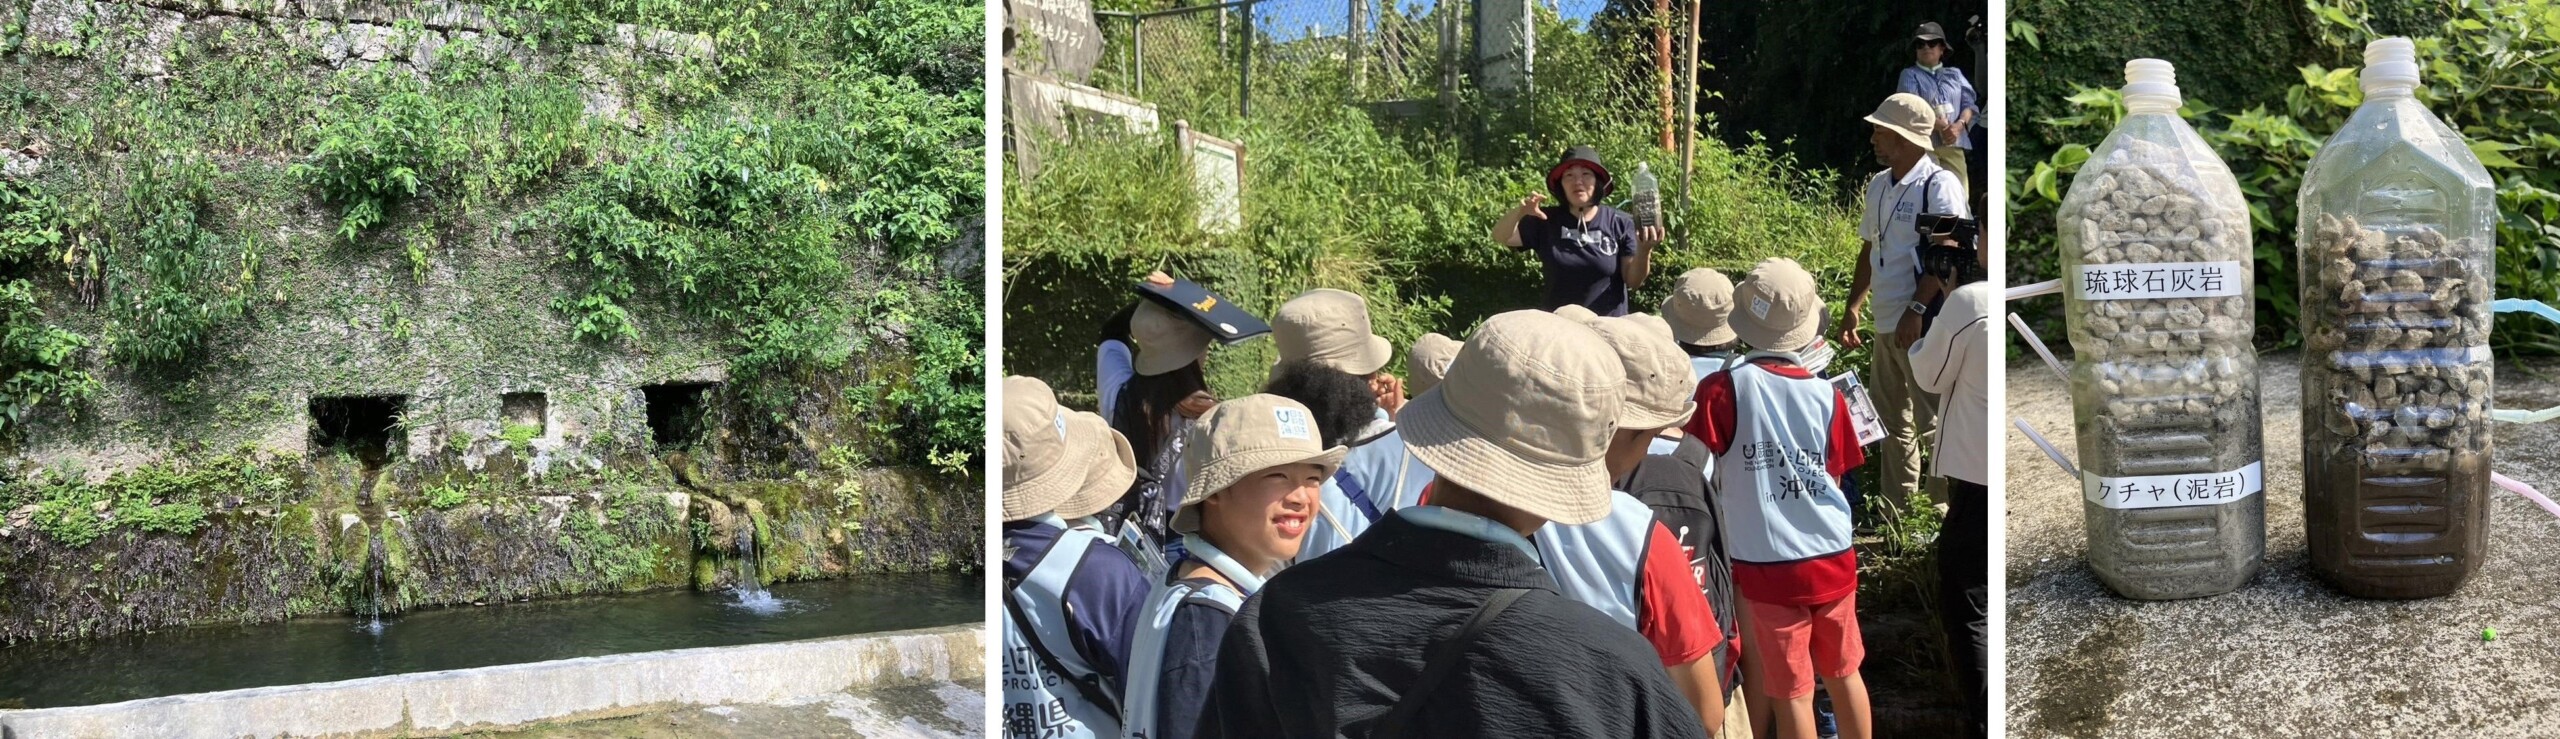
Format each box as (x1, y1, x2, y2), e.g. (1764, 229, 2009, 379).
(2361, 37, 2420, 94)
(2121, 59, 2181, 114)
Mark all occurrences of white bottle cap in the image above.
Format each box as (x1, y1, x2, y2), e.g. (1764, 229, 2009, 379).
(2121, 58, 2182, 114)
(2361, 37, 2421, 94)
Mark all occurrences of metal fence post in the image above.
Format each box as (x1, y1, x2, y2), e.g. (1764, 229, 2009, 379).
(1240, 0, 1254, 119)
(1133, 17, 1146, 99)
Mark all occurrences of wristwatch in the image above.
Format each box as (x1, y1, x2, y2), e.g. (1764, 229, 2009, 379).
(1908, 303, 1929, 316)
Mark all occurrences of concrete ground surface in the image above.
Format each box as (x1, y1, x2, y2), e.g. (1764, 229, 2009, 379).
(476, 682, 982, 738)
(2006, 353, 2560, 738)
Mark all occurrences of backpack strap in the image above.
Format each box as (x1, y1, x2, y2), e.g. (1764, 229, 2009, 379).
(1367, 588, 1532, 738)
(1333, 470, 1386, 524)
(1002, 543, 1123, 719)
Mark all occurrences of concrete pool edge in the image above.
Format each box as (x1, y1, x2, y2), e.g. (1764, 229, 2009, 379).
(0, 622, 986, 738)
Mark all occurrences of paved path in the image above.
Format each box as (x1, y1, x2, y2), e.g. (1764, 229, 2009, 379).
(2005, 353, 2560, 737)
(481, 682, 982, 738)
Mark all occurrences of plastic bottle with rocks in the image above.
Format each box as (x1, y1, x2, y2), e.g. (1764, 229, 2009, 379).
(1631, 162, 1661, 229)
(2054, 59, 2263, 600)
(2296, 37, 2495, 599)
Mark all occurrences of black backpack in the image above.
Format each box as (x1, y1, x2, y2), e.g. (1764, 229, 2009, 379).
(1624, 434, 1741, 689)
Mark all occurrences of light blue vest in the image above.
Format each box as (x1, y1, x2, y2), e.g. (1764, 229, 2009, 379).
(1534, 490, 1658, 629)
(1003, 528, 1121, 739)
(1299, 417, 1433, 562)
(1119, 535, 1256, 739)
(1716, 361, 1853, 563)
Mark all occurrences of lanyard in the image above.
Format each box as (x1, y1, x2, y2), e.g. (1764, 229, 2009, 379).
(1876, 167, 1938, 268)
(1182, 533, 1266, 593)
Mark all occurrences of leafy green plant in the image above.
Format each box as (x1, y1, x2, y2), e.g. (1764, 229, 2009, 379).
(0, 179, 96, 437)
(3, 452, 285, 546)
(295, 70, 441, 243)
(500, 422, 543, 450)
(102, 152, 260, 366)
(424, 480, 473, 510)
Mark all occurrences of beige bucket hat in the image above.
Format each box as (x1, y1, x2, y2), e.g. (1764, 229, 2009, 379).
(1396, 310, 1624, 526)
(1173, 394, 1348, 533)
(1406, 332, 1460, 394)
(1661, 268, 1739, 347)
(1273, 288, 1394, 376)
(1002, 376, 1100, 521)
(1057, 410, 1136, 520)
(1553, 303, 1600, 322)
(1132, 300, 1213, 376)
(1582, 313, 1698, 431)
(1732, 258, 1824, 353)
(1864, 92, 1938, 150)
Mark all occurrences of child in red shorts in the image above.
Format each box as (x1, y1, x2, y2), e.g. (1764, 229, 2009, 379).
(1685, 258, 1872, 739)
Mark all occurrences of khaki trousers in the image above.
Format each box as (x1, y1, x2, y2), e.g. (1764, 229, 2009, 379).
(1872, 327, 1942, 513)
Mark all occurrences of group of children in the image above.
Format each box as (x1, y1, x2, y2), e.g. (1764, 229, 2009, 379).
(1002, 259, 1903, 739)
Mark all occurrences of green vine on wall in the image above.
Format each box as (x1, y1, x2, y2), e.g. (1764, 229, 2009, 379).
(103, 152, 261, 367)
(295, 74, 438, 244)
(0, 180, 95, 436)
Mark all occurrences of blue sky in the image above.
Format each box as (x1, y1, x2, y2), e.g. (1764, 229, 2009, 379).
(1251, 0, 1607, 41)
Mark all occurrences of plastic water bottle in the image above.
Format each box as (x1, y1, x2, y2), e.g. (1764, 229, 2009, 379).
(1631, 162, 1661, 229)
(2057, 59, 2264, 600)
(2296, 38, 2495, 599)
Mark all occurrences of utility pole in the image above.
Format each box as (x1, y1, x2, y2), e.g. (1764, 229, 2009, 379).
(1679, 0, 1699, 198)
(1654, 0, 1672, 152)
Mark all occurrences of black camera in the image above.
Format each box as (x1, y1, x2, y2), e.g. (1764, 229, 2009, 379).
(1915, 212, 1983, 286)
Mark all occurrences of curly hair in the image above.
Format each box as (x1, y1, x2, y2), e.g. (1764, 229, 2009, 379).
(1262, 360, 1383, 449)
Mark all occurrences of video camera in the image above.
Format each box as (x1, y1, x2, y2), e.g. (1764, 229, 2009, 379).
(1915, 212, 1984, 286)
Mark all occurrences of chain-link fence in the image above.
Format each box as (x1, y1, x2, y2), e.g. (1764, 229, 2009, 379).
(1089, 0, 1606, 125)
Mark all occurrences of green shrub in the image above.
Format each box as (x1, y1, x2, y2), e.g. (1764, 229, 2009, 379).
(102, 152, 260, 366)
(0, 179, 95, 437)
(296, 72, 441, 243)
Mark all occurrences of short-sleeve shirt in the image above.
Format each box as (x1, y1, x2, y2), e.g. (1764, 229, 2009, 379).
(1521, 204, 1640, 316)
(1896, 65, 1979, 150)
(1859, 158, 1967, 322)
(1097, 339, 1135, 419)
(1633, 520, 1719, 667)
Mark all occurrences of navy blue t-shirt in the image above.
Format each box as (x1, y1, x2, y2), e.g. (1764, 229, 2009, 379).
(1521, 204, 1639, 316)
(1152, 577, 1238, 739)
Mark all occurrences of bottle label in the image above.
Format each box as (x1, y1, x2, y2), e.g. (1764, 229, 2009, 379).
(2083, 461, 2263, 509)
(2074, 261, 2245, 300)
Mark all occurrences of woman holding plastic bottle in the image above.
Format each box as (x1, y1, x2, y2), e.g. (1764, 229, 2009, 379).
(1493, 146, 1666, 316)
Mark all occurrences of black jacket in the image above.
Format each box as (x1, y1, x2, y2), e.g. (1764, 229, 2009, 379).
(1199, 512, 1709, 739)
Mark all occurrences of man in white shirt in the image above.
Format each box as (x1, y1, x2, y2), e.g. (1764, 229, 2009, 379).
(1840, 93, 1965, 517)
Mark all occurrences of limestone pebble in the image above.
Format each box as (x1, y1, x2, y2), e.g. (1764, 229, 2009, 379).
(2303, 215, 2494, 461)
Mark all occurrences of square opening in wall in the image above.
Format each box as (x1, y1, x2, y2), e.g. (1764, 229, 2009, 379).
(310, 395, 408, 467)
(642, 383, 717, 450)
(501, 392, 549, 437)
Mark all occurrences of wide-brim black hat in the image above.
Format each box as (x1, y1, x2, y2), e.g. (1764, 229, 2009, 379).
(1545, 145, 1614, 205)
(1135, 278, 1271, 345)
